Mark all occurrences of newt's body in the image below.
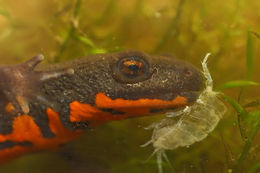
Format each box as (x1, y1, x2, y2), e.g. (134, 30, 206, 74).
(0, 50, 203, 164)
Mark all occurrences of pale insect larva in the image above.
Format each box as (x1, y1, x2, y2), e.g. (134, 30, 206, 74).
(143, 53, 227, 173)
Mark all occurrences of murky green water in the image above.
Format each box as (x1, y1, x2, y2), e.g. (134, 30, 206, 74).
(0, 0, 259, 172)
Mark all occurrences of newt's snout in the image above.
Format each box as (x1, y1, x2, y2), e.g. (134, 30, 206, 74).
(162, 56, 204, 104)
(143, 52, 203, 105)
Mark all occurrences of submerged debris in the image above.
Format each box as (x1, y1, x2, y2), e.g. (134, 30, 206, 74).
(143, 53, 227, 173)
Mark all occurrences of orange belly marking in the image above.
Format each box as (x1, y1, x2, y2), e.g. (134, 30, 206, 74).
(69, 92, 187, 126)
(0, 108, 82, 164)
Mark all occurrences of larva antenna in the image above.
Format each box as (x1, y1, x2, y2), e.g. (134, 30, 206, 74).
(202, 53, 213, 90)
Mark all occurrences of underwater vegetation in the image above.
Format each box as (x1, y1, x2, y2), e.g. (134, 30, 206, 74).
(0, 0, 259, 173)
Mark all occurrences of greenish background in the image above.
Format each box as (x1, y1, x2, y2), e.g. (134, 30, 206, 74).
(0, 0, 259, 172)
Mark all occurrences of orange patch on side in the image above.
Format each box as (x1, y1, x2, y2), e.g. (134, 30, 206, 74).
(96, 92, 187, 108)
(0, 108, 82, 164)
(69, 92, 187, 125)
(70, 101, 113, 122)
(5, 102, 15, 114)
(70, 101, 126, 126)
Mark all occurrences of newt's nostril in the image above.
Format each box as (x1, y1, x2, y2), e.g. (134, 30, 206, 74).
(185, 69, 192, 77)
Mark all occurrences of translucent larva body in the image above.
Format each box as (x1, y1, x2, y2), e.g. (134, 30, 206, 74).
(152, 87, 226, 150)
(144, 54, 227, 173)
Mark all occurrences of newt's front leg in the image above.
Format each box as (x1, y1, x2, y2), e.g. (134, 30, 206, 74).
(0, 54, 74, 115)
(0, 50, 203, 164)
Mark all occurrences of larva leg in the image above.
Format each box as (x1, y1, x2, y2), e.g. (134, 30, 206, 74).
(156, 149, 173, 173)
(155, 149, 163, 173)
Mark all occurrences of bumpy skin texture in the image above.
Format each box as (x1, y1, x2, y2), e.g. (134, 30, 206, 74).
(0, 50, 203, 163)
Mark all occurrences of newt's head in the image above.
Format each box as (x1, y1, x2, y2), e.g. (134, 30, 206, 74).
(42, 50, 203, 127)
(108, 50, 203, 105)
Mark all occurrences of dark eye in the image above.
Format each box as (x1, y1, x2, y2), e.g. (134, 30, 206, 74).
(118, 57, 147, 78)
(112, 56, 151, 83)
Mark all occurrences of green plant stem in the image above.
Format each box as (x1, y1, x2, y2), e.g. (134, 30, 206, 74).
(233, 122, 259, 173)
(238, 130, 256, 164)
(154, 0, 185, 52)
(53, 0, 81, 62)
(221, 95, 248, 116)
(53, 27, 75, 62)
(216, 80, 259, 91)
(73, 0, 81, 17)
(222, 94, 248, 142)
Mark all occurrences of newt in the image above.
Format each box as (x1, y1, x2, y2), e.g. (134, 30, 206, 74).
(0, 50, 203, 164)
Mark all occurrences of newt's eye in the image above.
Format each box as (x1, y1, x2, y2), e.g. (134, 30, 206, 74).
(112, 56, 151, 83)
(118, 57, 147, 78)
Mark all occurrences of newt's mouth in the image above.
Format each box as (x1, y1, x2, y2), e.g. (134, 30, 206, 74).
(178, 90, 202, 104)
(146, 90, 201, 113)
(69, 89, 202, 126)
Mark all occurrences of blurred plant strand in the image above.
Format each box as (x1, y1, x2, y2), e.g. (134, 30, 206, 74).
(53, 0, 106, 62)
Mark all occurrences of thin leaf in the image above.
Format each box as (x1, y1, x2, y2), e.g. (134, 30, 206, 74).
(216, 80, 259, 91)
(244, 100, 260, 108)
(74, 33, 95, 48)
(238, 111, 260, 162)
(221, 95, 248, 117)
(232, 110, 260, 173)
(246, 30, 254, 79)
(73, 33, 107, 54)
(88, 48, 107, 54)
(73, 0, 81, 17)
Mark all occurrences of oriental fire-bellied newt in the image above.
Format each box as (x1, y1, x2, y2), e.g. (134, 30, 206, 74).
(0, 50, 203, 164)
